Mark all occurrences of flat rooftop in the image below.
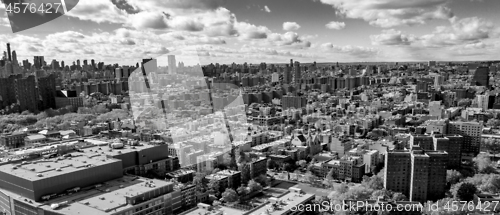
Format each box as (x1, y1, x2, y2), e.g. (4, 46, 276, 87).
(0, 154, 121, 182)
(40, 176, 174, 215)
(248, 190, 314, 215)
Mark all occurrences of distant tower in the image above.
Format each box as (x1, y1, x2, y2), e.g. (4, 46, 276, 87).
(33, 56, 44, 69)
(290, 59, 293, 67)
(6, 43, 12, 61)
(76, 60, 81, 67)
(294, 61, 301, 83)
(168, 55, 176, 74)
(11, 51, 17, 65)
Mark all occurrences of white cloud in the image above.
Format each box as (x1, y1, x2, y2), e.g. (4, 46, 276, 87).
(235, 22, 270, 39)
(319, 0, 454, 27)
(320, 43, 379, 58)
(370, 29, 416, 45)
(127, 12, 168, 30)
(283, 22, 301, 31)
(66, 0, 129, 24)
(264, 5, 271, 13)
(325, 21, 345, 30)
(420, 17, 494, 47)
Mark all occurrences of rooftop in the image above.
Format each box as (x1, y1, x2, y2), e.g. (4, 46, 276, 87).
(40, 176, 173, 215)
(248, 189, 314, 215)
(0, 154, 121, 182)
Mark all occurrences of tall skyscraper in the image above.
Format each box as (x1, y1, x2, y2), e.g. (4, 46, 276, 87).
(33, 56, 44, 70)
(294, 61, 301, 83)
(6, 43, 12, 61)
(83, 60, 88, 66)
(168, 55, 176, 74)
(284, 66, 292, 84)
(76, 59, 81, 67)
(471, 67, 490, 87)
(11, 51, 17, 67)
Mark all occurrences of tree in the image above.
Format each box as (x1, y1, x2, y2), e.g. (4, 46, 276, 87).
(486, 118, 500, 128)
(237, 186, 248, 196)
(212, 168, 221, 174)
(193, 173, 207, 192)
(481, 138, 500, 154)
(361, 175, 384, 190)
(473, 153, 497, 174)
(458, 98, 472, 107)
(207, 179, 221, 197)
(266, 159, 275, 170)
(370, 189, 393, 200)
(391, 192, 407, 201)
(335, 183, 349, 194)
(456, 183, 477, 201)
(446, 170, 463, 185)
(248, 180, 263, 193)
(238, 163, 251, 184)
(221, 188, 238, 203)
(254, 174, 271, 187)
(296, 160, 307, 168)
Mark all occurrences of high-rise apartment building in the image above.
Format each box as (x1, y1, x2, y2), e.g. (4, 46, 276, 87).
(471, 67, 490, 87)
(284, 66, 292, 84)
(282, 94, 307, 110)
(416, 81, 429, 92)
(37, 74, 57, 110)
(14, 75, 38, 112)
(385, 150, 448, 203)
(477, 94, 489, 111)
(410, 135, 434, 150)
(294, 61, 301, 83)
(425, 151, 448, 201)
(385, 151, 412, 198)
(168, 55, 177, 74)
(410, 152, 429, 202)
(448, 121, 482, 157)
(33, 56, 44, 69)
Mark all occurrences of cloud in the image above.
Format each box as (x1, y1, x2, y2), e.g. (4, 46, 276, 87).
(325, 21, 345, 30)
(66, 0, 129, 24)
(320, 43, 379, 58)
(420, 17, 494, 47)
(370, 29, 416, 45)
(235, 22, 270, 39)
(268, 32, 311, 48)
(126, 0, 224, 11)
(319, 0, 454, 27)
(263, 5, 271, 13)
(126, 12, 169, 29)
(283, 22, 301, 31)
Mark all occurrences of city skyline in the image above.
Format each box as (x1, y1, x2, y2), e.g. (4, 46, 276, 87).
(0, 0, 499, 66)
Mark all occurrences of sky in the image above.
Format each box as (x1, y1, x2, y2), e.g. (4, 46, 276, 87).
(0, 0, 500, 66)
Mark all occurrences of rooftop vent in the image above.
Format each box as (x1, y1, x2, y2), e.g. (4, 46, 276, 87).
(30, 168, 36, 171)
(56, 168, 62, 171)
(37, 173, 43, 177)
